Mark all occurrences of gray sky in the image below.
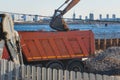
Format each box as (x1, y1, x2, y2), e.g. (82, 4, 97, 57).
(0, 0, 120, 19)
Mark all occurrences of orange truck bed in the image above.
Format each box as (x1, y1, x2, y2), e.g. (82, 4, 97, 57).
(18, 30, 95, 62)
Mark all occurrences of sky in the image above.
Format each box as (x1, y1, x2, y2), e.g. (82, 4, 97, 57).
(0, 0, 120, 19)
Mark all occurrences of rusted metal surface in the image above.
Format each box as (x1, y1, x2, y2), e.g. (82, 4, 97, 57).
(95, 38, 120, 50)
(18, 30, 95, 62)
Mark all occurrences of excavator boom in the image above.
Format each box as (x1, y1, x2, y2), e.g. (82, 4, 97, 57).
(50, 0, 80, 31)
(62, 0, 80, 15)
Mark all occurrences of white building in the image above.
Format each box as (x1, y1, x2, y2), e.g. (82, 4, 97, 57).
(112, 14, 116, 19)
(106, 14, 109, 19)
(89, 13, 94, 20)
(99, 14, 102, 20)
(79, 15, 82, 20)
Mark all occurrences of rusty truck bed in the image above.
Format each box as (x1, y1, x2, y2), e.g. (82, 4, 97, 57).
(18, 30, 95, 62)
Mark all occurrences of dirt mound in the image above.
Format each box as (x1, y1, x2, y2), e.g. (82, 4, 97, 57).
(85, 47, 120, 75)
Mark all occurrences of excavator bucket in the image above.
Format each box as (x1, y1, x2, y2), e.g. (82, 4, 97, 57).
(50, 0, 80, 31)
(50, 11, 69, 31)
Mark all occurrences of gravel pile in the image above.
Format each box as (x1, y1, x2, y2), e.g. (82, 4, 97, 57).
(85, 47, 120, 75)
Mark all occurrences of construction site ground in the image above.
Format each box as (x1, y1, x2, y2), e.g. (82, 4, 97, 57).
(85, 47, 120, 75)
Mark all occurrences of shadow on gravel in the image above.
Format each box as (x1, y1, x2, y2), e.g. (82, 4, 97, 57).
(85, 47, 120, 75)
(90, 69, 120, 75)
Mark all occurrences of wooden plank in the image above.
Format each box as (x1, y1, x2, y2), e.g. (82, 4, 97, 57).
(64, 70, 69, 80)
(70, 71, 75, 80)
(0, 59, 7, 80)
(5, 60, 9, 80)
(114, 76, 120, 80)
(103, 39, 106, 50)
(76, 72, 82, 80)
(8, 61, 13, 80)
(0, 59, 2, 80)
(2, 59, 120, 80)
(21, 65, 26, 80)
(1, 60, 6, 80)
(110, 39, 113, 46)
(89, 73, 96, 80)
(26, 65, 31, 80)
(118, 38, 120, 46)
(47, 68, 52, 80)
(103, 75, 110, 80)
(98, 39, 100, 50)
(32, 66, 36, 80)
(3, 59, 7, 80)
(12, 63, 15, 80)
(83, 72, 89, 80)
(53, 69, 57, 80)
(14, 64, 20, 80)
(116, 38, 119, 46)
(42, 67, 47, 80)
(109, 76, 115, 80)
(58, 69, 63, 80)
(37, 67, 41, 80)
(96, 74, 103, 80)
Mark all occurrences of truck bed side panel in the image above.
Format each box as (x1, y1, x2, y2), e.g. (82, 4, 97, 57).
(19, 30, 95, 62)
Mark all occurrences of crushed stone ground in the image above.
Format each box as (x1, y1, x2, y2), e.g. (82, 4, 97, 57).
(85, 47, 120, 75)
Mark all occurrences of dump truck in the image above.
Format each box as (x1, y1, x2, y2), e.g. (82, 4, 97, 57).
(0, 0, 95, 72)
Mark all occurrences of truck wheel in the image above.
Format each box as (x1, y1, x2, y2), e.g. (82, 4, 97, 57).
(67, 59, 84, 72)
(46, 60, 64, 70)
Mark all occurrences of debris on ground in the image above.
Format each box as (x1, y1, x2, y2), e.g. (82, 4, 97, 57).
(85, 47, 120, 75)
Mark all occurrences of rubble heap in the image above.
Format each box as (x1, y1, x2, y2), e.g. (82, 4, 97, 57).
(86, 47, 120, 75)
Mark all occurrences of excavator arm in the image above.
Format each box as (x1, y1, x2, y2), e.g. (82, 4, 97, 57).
(50, 0, 80, 31)
(62, 0, 80, 15)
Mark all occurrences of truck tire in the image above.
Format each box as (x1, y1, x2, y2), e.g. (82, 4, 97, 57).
(46, 60, 64, 70)
(67, 59, 84, 72)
